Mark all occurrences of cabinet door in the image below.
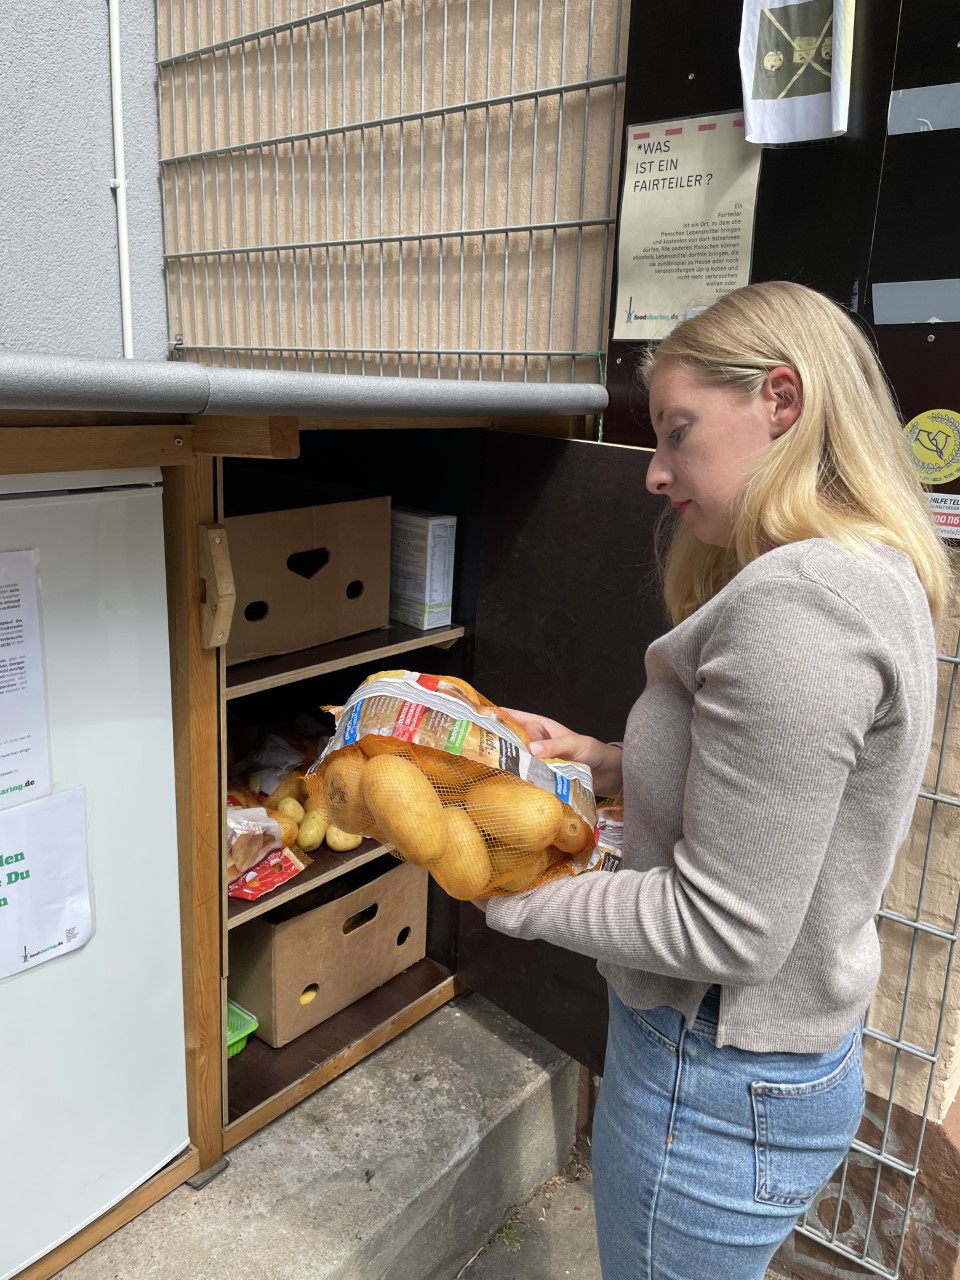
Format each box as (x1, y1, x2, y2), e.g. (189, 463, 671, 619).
(461, 432, 668, 1072)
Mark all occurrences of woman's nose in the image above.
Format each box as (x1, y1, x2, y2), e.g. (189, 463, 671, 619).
(645, 450, 671, 495)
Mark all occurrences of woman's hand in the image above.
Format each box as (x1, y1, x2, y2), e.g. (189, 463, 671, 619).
(499, 707, 623, 798)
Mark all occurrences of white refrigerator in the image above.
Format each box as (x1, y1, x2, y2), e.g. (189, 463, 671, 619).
(0, 469, 189, 1280)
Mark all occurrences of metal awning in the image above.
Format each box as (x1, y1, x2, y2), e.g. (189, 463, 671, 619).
(0, 351, 608, 418)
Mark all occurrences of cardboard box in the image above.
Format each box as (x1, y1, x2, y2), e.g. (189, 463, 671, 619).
(227, 859, 428, 1047)
(224, 495, 390, 663)
(390, 507, 457, 630)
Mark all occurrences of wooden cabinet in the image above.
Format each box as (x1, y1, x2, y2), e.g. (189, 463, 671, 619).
(178, 426, 670, 1166)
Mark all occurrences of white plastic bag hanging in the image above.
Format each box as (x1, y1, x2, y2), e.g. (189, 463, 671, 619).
(739, 0, 855, 144)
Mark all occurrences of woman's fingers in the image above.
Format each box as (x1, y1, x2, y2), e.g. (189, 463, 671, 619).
(499, 706, 575, 742)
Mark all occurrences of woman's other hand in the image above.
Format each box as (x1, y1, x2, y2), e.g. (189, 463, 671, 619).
(499, 707, 623, 797)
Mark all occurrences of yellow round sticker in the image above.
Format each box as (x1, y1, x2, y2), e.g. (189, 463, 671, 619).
(903, 409, 960, 486)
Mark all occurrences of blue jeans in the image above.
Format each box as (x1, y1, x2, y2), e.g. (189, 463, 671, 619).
(592, 986, 864, 1280)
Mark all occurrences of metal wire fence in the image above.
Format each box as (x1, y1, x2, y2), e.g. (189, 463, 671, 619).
(792, 611, 960, 1276)
(156, 0, 628, 380)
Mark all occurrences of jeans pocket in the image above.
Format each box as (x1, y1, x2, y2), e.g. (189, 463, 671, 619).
(751, 1032, 865, 1208)
(623, 1003, 681, 1054)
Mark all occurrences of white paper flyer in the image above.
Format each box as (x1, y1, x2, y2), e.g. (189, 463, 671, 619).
(613, 112, 761, 341)
(739, 0, 855, 144)
(0, 550, 52, 811)
(0, 788, 93, 981)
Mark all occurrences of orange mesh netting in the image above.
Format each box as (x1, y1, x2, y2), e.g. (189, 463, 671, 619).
(303, 671, 600, 899)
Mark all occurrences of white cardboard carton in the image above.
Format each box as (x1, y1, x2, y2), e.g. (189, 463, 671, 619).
(390, 507, 457, 630)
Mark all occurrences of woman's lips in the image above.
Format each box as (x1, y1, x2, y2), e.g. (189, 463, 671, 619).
(671, 500, 690, 515)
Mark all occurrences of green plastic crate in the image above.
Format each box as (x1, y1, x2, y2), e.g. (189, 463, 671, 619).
(226, 999, 258, 1058)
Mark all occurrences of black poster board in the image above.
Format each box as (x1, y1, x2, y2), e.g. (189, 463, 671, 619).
(603, 0, 902, 447)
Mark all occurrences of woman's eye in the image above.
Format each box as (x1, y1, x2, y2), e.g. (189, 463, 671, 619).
(667, 425, 688, 445)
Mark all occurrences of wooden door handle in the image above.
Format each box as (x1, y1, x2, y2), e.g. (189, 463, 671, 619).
(198, 523, 236, 649)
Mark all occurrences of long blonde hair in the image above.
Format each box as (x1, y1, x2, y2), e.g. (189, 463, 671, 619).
(641, 282, 950, 623)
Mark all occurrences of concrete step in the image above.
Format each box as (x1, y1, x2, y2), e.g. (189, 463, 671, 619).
(460, 1154, 600, 1280)
(53, 994, 580, 1280)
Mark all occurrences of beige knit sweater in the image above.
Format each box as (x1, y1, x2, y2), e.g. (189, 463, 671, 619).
(485, 539, 937, 1052)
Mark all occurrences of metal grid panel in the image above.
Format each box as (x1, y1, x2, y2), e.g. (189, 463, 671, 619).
(156, 0, 628, 381)
(793, 617, 960, 1276)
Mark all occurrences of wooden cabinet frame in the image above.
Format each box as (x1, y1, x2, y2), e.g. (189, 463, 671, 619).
(9, 412, 664, 1280)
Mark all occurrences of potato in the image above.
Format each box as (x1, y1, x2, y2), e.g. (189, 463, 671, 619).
(490, 847, 552, 894)
(277, 796, 306, 824)
(264, 769, 305, 809)
(552, 810, 594, 855)
(414, 746, 491, 794)
(465, 777, 564, 853)
(325, 824, 364, 853)
(296, 808, 328, 853)
(264, 808, 298, 848)
(361, 754, 446, 865)
(432, 809, 492, 900)
(323, 747, 373, 834)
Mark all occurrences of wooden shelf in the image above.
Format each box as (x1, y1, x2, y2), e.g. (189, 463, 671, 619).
(227, 837, 391, 929)
(225, 622, 466, 699)
(224, 956, 457, 1142)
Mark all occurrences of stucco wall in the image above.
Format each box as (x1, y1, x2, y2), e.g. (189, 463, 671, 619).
(0, 0, 168, 359)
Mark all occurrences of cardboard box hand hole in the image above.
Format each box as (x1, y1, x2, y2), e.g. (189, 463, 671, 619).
(224, 497, 390, 663)
(342, 902, 378, 934)
(228, 857, 427, 1047)
(286, 546, 331, 579)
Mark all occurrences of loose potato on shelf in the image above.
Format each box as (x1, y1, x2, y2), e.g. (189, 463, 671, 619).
(465, 776, 564, 853)
(296, 808, 328, 853)
(432, 808, 492, 900)
(362, 754, 446, 865)
(325, 825, 364, 853)
(276, 796, 306, 824)
(263, 769, 305, 809)
(323, 746, 373, 834)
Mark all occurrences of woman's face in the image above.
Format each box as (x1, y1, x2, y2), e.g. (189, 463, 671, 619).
(645, 362, 801, 547)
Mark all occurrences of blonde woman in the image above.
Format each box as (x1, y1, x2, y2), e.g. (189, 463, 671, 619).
(485, 282, 949, 1280)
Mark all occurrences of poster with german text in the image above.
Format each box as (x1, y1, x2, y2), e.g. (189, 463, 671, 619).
(0, 550, 51, 811)
(613, 113, 761, 342)
(0, 788, 92, 981)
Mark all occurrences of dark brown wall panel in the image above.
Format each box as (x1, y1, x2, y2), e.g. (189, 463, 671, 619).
(460, 433, 669, 1067)
(603, 0, 902, 446)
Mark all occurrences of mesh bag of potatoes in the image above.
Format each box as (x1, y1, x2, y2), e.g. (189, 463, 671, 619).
(304, 670, 601, 899)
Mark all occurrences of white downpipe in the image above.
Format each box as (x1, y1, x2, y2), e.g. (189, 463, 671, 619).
(107, 0, 134, 358)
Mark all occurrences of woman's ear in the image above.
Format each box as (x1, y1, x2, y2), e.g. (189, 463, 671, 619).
(764, 366, 803, 438)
